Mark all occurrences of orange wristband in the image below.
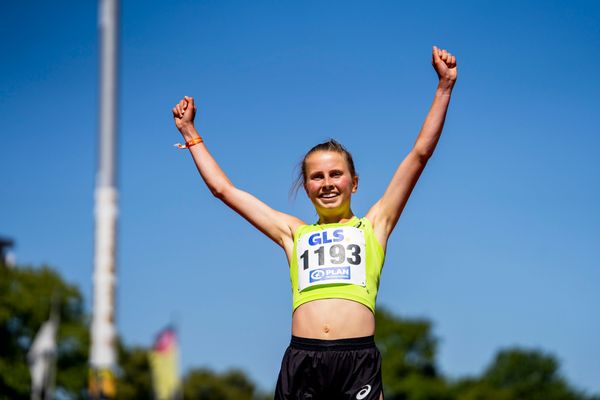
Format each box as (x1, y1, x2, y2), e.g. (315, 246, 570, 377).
(174, 136, 203, 149)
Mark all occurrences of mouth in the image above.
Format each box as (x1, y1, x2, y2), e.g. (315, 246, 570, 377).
(318, 192, 339, 200)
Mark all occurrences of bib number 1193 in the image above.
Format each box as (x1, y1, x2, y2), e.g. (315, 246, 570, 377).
(297, 226, 366, 291)
(300, 243, 361, 269)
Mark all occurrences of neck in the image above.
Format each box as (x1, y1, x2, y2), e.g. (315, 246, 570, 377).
(317, 209, 355, 224)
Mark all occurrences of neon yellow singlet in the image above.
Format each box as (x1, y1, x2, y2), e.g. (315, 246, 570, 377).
(290, 217, 385, 313)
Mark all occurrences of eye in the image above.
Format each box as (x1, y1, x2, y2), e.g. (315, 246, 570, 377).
(310, 173, 324, 180)
(330, 170, 343, 178)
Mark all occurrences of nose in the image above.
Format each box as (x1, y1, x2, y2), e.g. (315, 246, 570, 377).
(323, 176, 334, 189)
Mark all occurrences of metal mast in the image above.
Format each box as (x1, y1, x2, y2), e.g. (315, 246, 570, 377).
(90, 0, 119, 397)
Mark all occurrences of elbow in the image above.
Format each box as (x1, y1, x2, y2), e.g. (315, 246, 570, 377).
(210, 185, 228, 200)
(208, 182, 232, 200)
(411, 146, 433, 164)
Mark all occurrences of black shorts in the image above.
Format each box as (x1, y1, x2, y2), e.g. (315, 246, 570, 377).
(275, 335, 383, 400)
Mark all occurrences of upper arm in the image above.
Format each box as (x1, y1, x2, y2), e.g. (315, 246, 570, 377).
(218, 185, 304, 250)
(184, 143, 303, 252)
(366, 149, 428, 247)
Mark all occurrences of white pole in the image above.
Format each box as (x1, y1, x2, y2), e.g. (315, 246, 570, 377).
(90, 0, 119, 397)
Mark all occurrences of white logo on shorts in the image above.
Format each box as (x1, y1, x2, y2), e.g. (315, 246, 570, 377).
(356, 384, 372, 399)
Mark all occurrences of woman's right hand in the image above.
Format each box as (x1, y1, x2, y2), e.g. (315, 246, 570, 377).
(172, 96, 197, 136)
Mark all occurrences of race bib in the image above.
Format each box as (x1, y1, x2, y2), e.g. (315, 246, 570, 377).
(297, 226, 366, 291)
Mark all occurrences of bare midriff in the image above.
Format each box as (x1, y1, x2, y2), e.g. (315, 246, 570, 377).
(291, 298, 375, 339)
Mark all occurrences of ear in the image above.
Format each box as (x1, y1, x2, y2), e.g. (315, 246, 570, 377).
(352, 175, 358, 193)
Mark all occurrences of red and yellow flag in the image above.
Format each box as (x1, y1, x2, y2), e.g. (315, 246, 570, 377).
(149, 327, 181, 400)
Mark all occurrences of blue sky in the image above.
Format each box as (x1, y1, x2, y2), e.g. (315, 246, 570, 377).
(1, 0, 599, 394)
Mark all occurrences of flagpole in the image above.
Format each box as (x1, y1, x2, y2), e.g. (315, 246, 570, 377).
(28, 295, 60, 400)
(43, 295, 60, 400)
(90, 0, 119, 397)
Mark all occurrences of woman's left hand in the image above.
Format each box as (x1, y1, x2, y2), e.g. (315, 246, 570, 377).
(432, 46, 457, 89)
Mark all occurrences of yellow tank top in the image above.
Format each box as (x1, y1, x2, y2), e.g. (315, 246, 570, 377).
(289, 217, 385, 313)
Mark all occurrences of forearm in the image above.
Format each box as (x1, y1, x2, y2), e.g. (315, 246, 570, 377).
(413, 82, 454, 159)
(180, 125, 234, 198)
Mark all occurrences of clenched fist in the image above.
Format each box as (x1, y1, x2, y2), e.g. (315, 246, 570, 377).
(432, 46, 457, 89)
(172, 96, 197, 133)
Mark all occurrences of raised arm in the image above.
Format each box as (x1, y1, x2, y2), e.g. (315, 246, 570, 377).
(366, 46, 458, 249)
(172, 97, 303, 254)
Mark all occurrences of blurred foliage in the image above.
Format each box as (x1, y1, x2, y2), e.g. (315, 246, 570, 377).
(375, 307, 451, 399)
(449, 348, 596, 400)
(116, 343, 153, 399)
(1, 261, 599, 399)
(374, 306, 597, 400)
(0, 262, 88, 399)
(478, 348, 586, 400)
(182, 368, 270, 400)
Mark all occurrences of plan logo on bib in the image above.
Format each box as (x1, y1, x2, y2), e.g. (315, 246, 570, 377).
(309, 266, 351, 283)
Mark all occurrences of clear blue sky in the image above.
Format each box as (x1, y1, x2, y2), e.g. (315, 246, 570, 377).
(2, 0, 599, 394)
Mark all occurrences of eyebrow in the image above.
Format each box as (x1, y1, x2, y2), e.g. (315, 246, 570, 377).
(309, 169, 344, 178)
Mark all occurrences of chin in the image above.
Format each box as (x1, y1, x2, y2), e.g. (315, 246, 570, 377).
(319, 202, 348, 215)
(318, 199, 341, 208)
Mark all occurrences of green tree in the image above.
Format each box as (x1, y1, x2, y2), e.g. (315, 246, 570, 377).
(451, 377, 512, 400)
(482, 348, 584, 400)
(0, 262, 89, 399)
(116, 343, 153, 400)
(183, 367, 260, 400)
(451, 348, 599, 400)
(375, 307, 451, 400)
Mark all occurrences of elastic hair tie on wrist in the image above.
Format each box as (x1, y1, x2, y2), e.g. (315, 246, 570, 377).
(174, 136, 203, 149)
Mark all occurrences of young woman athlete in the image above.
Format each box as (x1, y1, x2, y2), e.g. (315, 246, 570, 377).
(172, 46, 457, 399)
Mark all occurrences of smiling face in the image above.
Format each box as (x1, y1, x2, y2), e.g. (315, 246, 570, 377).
(303, 151, 358, 218)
